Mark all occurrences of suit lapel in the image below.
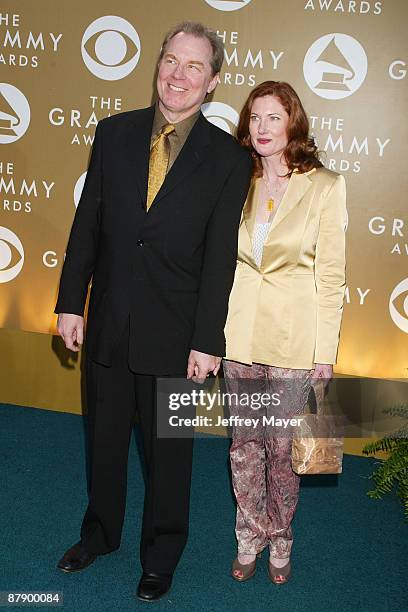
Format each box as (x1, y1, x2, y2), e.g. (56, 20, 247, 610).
(243, 170, 315, 249)
(243, 178, 260, 241)
(124, 105, 155, 206)
(149, 113, 211, 208)
(268, 169, 314, 233)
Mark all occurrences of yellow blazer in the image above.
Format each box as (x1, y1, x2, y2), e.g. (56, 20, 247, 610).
(224, 167, 347, 369)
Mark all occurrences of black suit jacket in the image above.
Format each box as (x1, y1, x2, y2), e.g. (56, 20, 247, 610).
(55, 105, 252, 375)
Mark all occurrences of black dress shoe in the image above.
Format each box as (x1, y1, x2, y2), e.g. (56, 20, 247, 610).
(136, 572, 173, 601)
(57, 542, 97, 573)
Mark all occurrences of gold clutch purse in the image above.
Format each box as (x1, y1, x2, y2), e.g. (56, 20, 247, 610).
(291, 380, 344, 475)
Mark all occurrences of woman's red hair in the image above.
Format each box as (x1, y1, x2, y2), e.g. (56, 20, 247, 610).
(236, 81, 322, 177)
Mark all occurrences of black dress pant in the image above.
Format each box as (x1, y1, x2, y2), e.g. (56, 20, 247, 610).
(79, 322, 194, 574)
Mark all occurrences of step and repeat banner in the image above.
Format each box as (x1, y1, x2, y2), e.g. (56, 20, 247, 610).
(0, 0, 407, 379)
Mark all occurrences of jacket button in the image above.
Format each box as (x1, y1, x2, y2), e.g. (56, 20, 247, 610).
(136, 239, 144, 247)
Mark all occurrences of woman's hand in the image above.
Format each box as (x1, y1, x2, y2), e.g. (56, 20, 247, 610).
(312, 363, 333, 387)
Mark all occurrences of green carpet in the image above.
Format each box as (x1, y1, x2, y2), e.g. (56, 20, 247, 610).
(0, 403, 406, 611)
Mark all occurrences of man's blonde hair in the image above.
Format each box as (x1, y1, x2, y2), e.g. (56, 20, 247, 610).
(159, 21, 224, 76)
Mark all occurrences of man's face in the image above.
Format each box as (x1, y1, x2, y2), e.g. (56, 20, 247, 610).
(157, 32, 219, 122)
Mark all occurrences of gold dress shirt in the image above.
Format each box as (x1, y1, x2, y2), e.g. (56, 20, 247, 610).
(150, 104, 200, 173)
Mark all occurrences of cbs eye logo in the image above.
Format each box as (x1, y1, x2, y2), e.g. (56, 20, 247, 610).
(0, 226, 24, 283)
(81, 16, 141, 81)
(74, 171, 87, 208)
(389, 278, 408, 334)
(204, 0, 252, 11)
(201, 101, 239, 134)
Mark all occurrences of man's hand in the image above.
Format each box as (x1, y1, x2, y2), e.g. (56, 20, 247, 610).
(187, 350, 221, 383)
(312, 363, 333, 387)
(57, 313, 84, 352)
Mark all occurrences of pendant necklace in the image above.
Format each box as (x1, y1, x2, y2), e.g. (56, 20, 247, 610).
(262, 176, 283, 212)
(263, 179, 275, 211)
(266, 197, 274, 212)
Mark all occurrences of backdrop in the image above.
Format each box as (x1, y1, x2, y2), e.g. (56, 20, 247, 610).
(0, 0, 407, 418)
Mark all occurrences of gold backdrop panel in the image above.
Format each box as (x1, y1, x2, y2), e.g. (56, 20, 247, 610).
(0, 0, 407, 417)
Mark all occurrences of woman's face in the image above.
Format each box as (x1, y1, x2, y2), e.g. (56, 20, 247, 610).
(249, 95, 289, 159)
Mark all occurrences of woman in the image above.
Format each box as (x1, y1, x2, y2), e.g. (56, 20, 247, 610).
(223, 81, 347, 584)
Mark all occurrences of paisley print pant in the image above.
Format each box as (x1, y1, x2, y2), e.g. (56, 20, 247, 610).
(223, 360, 313, 559)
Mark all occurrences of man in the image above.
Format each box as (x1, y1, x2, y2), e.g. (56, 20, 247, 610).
(55, 21, 252, 601)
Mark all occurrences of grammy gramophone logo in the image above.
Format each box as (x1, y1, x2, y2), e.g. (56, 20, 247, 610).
(0, 84, 31, 144)
(315, 37, 355, 91)
(0, 94, 19, 136)
(303, 33, 368, 100)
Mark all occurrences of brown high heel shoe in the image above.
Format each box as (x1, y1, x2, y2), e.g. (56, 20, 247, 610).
(268, 559, 291, 584)
(231, 553, 262, 582)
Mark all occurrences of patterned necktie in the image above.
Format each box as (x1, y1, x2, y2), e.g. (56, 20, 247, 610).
(146, 123, 175, 211)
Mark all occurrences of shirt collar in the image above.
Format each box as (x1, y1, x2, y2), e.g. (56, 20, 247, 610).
(152, 102, 200, 140)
